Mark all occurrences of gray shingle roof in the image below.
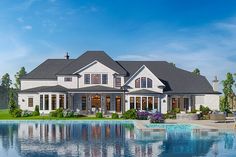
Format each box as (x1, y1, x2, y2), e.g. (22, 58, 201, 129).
(57, 51, 128, 75)
(117, 61, 217, 94)
(21, 51, 219, 94)
(22, 59, 74, 79)
(69, 85, 124, 93)
(19, 85, 68, 93)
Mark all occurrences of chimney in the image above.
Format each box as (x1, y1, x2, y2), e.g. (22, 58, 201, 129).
(212, 76, 219, 91)
(64, 52, 69, 59)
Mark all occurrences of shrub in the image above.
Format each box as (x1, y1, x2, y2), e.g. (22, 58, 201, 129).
(200, 105, 211, 115)
(13, 109, 22, 117)
(173, 108, 180, 114)
(96, 112, 103, 118)
(8, 91, 17, 115)
(137, 111, 151, 120)
(111, 113, 119, 119)
(22, 110, 33, 117)
(150, 112, 165, 123)
(122, 109, 137, 119)
(32, 105, 40, 116)
(63, 109, 74, 118)
(49, 111, 57, 117)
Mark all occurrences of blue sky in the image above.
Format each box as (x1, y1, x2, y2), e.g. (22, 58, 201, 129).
(0, 0, 235, 91)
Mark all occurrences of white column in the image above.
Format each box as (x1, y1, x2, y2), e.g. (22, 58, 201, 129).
(49, 93, 52, 111)
(188, 96, 191, 112)
(56, 93, 60, 109)
(152, 96, 154, 110)
(64, 94, 67, 109)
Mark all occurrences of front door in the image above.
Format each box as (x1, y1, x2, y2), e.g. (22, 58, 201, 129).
(92, 95, 101, 110)
(116, 96, 121, 112)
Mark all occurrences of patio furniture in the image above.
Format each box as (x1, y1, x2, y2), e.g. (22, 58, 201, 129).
(210, 112, 226, 121)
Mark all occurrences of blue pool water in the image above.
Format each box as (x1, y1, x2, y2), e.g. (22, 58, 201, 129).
(146, 124, 197, 132)
(0, 121, 235, 157)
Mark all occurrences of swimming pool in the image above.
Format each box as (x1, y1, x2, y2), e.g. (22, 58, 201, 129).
(0, 121, 235, 157)
(146, 123, 198, 132)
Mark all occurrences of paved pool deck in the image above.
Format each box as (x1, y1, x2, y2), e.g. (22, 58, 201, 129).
(135, 119, 236, 132)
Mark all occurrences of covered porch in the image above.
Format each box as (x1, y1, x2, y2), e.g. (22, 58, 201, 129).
(168, 95, 196, 112)
(68, 86, 125, 114)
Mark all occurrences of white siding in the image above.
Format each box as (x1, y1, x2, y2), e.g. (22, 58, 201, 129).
(204, 94, 220, 110)
(127, 66, 164, 93)
(160, 95, 168, 113)
(21, 80, 57, 90)
(57, 76, 78, 89)
(18, 93, 39, 111)
(195, 94, 219, 110)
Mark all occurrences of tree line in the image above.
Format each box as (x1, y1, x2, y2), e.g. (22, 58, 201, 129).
(0, 67, 27, 109)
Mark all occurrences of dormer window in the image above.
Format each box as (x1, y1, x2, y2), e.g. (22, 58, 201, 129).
(115, 77, 121, 87)
(64, 77, 72, 82)
(135, 77, 152, 88)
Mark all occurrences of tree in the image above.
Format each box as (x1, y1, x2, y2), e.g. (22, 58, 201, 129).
(222, 72, 235, 111)
(14, 67, 27, 89)
(1, 73, 12, 89)
(193, 68, 200, 75)
(8, 90, 17, 115)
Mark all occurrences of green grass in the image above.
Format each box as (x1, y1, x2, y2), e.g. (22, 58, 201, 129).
(0, 109, 122, 120)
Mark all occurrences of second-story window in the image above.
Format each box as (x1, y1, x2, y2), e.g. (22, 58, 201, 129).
(135, 77, 152, 88)
(115, 77, 121, 87)
(84, 74, 90, 84)
(135, 78, 140, 88)
(64, 77, 72, 82)
(102, 74, 108, 84)
(91, 74, 101, 84)
(141, 77, 146, 88)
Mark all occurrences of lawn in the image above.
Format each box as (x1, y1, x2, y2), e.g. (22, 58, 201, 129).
(0, 109, 120, 120)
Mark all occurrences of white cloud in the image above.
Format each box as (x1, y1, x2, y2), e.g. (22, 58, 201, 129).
(23, 25, 32, 30)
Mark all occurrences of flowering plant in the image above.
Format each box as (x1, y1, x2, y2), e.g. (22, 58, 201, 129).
(150, 112, 165, 123)
(137, 111, 151, 120)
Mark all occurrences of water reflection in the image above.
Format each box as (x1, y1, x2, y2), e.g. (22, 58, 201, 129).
(0, 122, 235, 157)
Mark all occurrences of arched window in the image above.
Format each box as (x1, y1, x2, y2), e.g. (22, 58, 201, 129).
(135, 78, 140, 88)
(147, 78, 152, 88)
(141, 77, 146, 88)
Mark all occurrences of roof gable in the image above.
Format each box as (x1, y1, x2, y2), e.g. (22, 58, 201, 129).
(118, 61, 215, 94)
(57, 51, 127, 75)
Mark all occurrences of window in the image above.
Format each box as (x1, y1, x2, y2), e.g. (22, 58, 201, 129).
(59, 95, 64, 108)
(130, 97, 134, 109)
(142, 97, 147, 110)
(106, 96, 110, 110)
(135, 78, 140, 88)
(44, 95, 49, 110)
(115, 77, 121, 87)
(136, 97, 141, 110)
(51, 95, 56, 110)
(64, 77, 72, 82)
(91, 74, 101, 84)
(147, 78, 152, 88)
(40, 95, 43, 110)
(84, 74, 90, 84)
(28, 98, 33, 107)
(135, 77, 152, 88)
(102, 74, 108, 84)
(82, 96, 86, 110)
(141, 77, 146, 88)
(148, 97, 153, 110)
(154, 97, 158, 109)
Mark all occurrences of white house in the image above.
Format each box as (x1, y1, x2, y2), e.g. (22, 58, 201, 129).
(18, 51, 220, 114)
